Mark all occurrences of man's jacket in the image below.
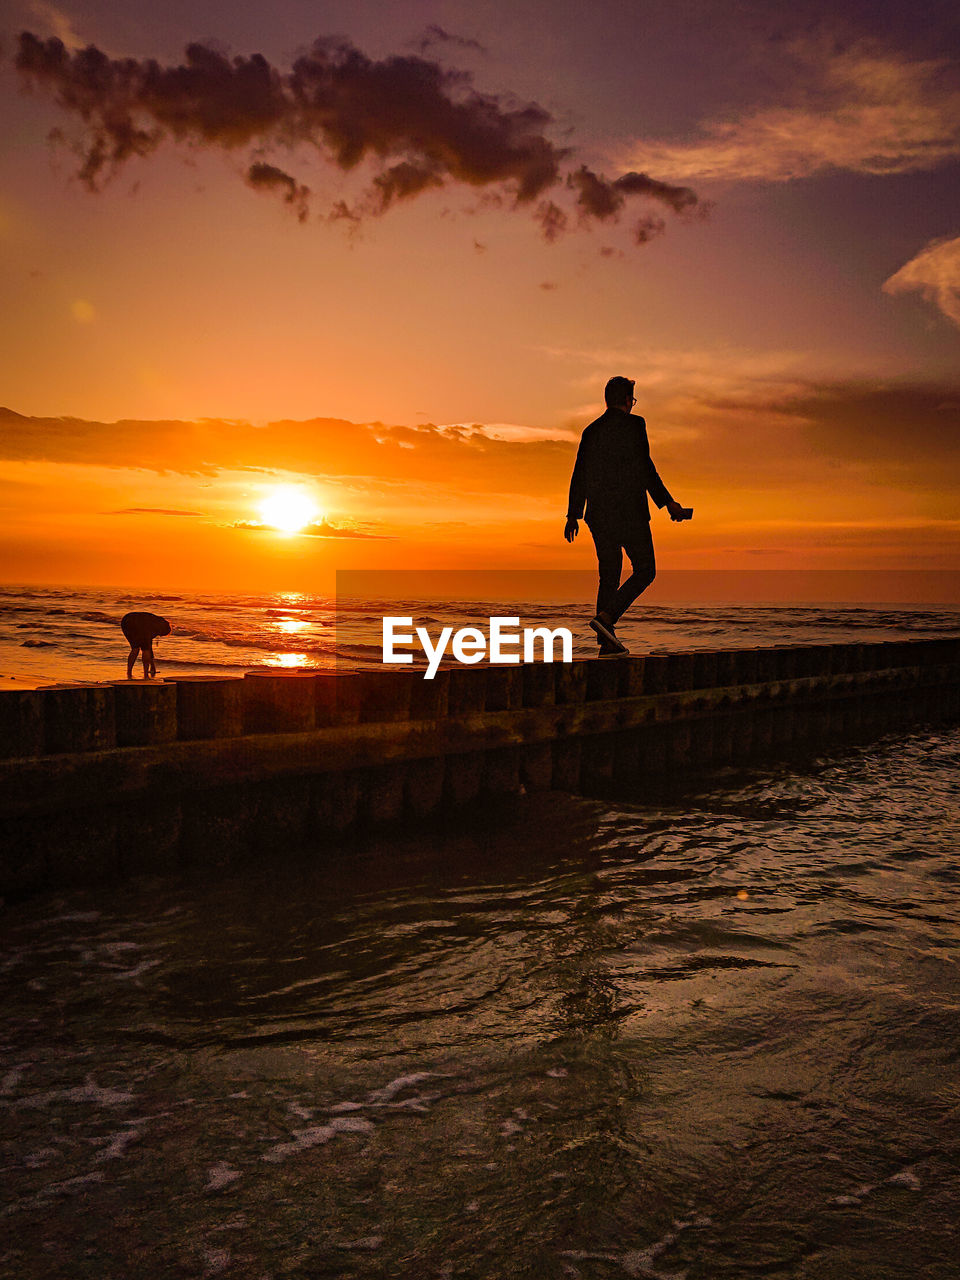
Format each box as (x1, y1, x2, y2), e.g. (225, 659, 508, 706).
(566, 408, 672, 527)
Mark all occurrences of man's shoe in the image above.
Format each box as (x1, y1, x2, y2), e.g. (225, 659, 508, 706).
(598, 638, 629, 658)
(589, 615, 627, 653)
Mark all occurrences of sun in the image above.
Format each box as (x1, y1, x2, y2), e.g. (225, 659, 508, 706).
(259, 486, 320, 534)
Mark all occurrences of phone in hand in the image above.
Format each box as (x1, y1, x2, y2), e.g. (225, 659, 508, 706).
(678, 507, 693, 520)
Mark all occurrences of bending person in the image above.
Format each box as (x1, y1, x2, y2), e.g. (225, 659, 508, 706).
(121, 611, 171, 679)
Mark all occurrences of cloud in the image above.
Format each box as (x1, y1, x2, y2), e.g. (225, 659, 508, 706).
(109, 507, 204, 516)
(300, 519, 394, 539)
(416, 25, 486, 57)
(633, 216, 666, 245)
(245, 162, 310, 221)
(568, 166, 699, 218)
(371, 160, 444, 211)
(626, 37, 960, 181)
(535, 200, 567, 242)
(648, 375, 960, 499)
(3, 369, 958, 507)
(15, 31, 701, 243)
(883, 234, 960, 328)
(565, 167, 701, 243)
(439, 421, 577, 443)
(26, 1, 82, 47)
(702, 379, 960, 460)
(545, 345, 960, 494)
(14, 31, 561, 207)
(233, 517, 392, 538)
(0, 407, 587, 503)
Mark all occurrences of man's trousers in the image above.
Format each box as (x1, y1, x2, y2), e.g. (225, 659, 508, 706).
(587, 519, 656, 624)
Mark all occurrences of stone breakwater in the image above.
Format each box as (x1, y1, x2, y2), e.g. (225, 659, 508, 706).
(0, 639, 958, 896)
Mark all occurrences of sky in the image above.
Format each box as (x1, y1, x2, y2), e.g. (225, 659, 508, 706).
(1, 0, 959, 595)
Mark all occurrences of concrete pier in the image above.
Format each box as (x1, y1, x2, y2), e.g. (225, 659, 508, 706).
(1, 637, 958, 895)
(110, 680, 178, 747)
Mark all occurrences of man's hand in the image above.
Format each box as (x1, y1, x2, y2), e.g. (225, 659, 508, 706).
(666, 499, 685, 522)
(564, 517, 579, 543)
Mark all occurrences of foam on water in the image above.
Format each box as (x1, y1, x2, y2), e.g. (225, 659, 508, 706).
(7, 1075, 136, 1109)
(205, 1162, 241, 1192)
(261, 1115, 375, 1163)
(95, 1127, 143, 1161)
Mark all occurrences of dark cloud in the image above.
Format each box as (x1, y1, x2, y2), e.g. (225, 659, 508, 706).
(416, 25, 487, 56)
(372, 159, 444, 210)
(535, 199, 567, 243)
(614, 171, 701, 214)
(328, 198, 362, 228)
(694, 381, 960, 459)
(15, 31, 699, 244)
(634, 215, 666, 244)
(643, 376, 960, 493)
(15, 32, 563, 210)
(567, 166, 620, 219)
(739, 382, 960, 465)
(567, 165, 702, 223)
(245, 162, 310, 221)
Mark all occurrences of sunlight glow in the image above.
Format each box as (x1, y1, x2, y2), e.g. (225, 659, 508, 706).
(259, 486, 319, 534)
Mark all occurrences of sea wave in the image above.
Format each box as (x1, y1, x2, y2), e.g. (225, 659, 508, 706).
(1, 583, 958, 689)
(160, 657, 249, 671)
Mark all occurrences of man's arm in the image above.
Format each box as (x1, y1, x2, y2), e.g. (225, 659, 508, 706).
(649, 458, 687, 519)
(636, 417, 686, 520)
(566, 432, 589, 521)
(564, 432, 590, 541)
(646, 454, 673, 510)
(633, 416, 673, 510)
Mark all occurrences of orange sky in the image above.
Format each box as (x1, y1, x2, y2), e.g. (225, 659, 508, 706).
(1, 0, 958, 598)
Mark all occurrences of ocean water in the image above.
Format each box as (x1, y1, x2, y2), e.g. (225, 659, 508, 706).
(1, 725, 959, 1276)
(3, 581, 960, 1273)
(2, 583, 959, 687)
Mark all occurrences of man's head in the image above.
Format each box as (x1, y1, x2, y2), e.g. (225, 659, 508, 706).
(604, 376, 636, 411)
(159, 619, 171, 636)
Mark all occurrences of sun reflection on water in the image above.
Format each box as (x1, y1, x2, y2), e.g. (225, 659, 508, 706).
(266, 653, 308, 668)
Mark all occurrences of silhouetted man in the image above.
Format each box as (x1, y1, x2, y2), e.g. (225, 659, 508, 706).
(121, 611, 171, 679)
(565, 376, 687, 655)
